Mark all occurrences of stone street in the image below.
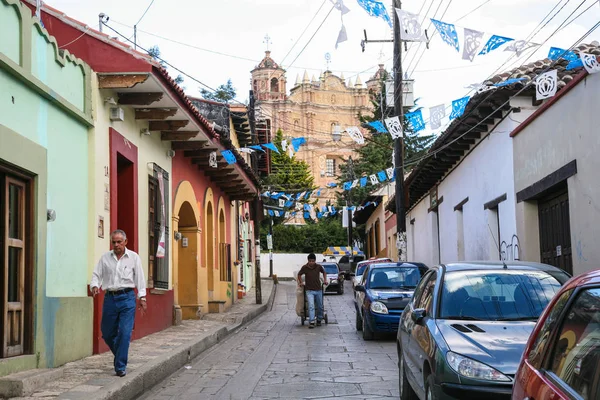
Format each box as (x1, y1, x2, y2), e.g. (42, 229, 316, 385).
(138, 281, 399, 400)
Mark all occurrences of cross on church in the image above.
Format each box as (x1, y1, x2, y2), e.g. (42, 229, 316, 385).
(325, 52, 331, 71)
(263, 34, 271, 51)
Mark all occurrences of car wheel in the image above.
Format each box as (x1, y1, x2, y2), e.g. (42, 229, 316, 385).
(425, 374, 437, 400)
(355, 310, 363, 331)
(399, 355, 418, 400)
(362, 314, 374, 340)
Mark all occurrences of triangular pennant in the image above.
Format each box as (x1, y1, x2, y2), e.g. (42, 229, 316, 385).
(429, 104, 446, 130)
(581, 53, 600, 74)
(238, 147, 254, 154)
(386, 167, 395, 180)
(431, 19, 459, 52)
(462, 28, 484, 62)
(335, 23, 348, 49)
(281, 140, 288, 152)
(220, 150, 237, 164)
(249, 145, 265, 152)
(504, 40, 539, 57)
(369, 174, 379, 185)
(384, 116, 403, 139)
(367, 121, 387, 133)
(262, 142, 279, 153)
(356, 0, 392, 27)
(449, 96, 470, 120)
(405, 110, 426, 132)
(346, 126, 365, 144)
(291, 137, 306, 152)
(536, 70, 557, 101)
(395, 9, 427, 42)
(478, 35, 514, 56)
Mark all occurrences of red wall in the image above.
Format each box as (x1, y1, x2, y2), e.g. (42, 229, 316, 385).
(92, 129, 173, 354)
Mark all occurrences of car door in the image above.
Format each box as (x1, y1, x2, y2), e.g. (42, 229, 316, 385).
(356, 265, 370, 313)
(403, 270, 436, 385)
(533, 286, 600, 400)
(514, 289, 574, 400)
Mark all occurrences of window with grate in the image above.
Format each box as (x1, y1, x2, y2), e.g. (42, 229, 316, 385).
(219, 243, 231, 281)
(148, 165, 169, 289)
(326, 158, 335, 177)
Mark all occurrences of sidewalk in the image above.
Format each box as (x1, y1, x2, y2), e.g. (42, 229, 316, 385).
(0, 279, 275, 400)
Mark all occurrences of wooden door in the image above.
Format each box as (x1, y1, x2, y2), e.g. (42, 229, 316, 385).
(538, 190, 573, 275)
(3, 177, 26, 357)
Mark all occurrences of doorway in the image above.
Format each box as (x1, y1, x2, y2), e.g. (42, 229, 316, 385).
(177, 201, 199, 319)
(538, 189, 572, 274)
(206, 202, 214, 295)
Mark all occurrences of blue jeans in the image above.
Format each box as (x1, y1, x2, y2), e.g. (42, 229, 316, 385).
(101, 290, 136, 372)
(306, 289, 324, 323)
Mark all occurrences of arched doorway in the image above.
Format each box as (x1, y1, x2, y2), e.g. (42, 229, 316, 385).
(177, 201, 198, 320)
(206, 202, 215, 296)
(218, 210, 226, 282)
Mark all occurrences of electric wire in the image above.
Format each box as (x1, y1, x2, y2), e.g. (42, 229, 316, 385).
(280, 0, 328, 65)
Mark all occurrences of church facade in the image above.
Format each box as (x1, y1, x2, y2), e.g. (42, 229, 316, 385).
(251, 51, 382, 207)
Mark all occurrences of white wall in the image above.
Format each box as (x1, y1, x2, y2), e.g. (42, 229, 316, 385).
(260, 253, 316, 278)
(407, 98, 535, 265)
(513, 72, 600, 275)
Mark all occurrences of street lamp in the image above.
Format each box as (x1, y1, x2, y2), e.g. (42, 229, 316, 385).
(332, 124, 342, 142)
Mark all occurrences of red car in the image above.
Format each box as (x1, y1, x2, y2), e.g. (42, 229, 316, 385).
(512, 269, 600, 400)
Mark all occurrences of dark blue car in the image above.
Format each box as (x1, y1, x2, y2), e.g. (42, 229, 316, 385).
(354, 262, 429, 340)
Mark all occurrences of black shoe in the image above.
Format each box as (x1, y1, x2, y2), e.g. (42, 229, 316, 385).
(309, 322, 315, 329)
(116, 370, 126, 377)
(316, 320, 322, 326)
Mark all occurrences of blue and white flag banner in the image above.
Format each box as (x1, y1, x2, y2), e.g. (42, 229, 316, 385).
(431, 19, 460, 52)
(249, 145, 265, 152)
(405, 110, 426, 132)
(356, 0, 392, 28)
(395, 8, 427, 42)
(367, 120, 387, 133)
(548, 47, 578, 62)
(291, 137, 307, 152)
(449, 96, 470, 120)
(221, 150, 237, 165)
(478, 35, 514, 55)
(262, 142, 279, 153)
(369, 174, 379, 185)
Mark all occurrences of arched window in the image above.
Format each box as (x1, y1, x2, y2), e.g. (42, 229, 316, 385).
(270, 78, 279, 92)
(294, 119, 300, 131)
(253, 80, 258, 92)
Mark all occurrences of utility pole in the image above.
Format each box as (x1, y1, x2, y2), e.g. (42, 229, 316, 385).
(347, 157, 355, 249)
(268, 217, 274, 277)
(393, 0, 407, 260)
(254, 195, 262, 304)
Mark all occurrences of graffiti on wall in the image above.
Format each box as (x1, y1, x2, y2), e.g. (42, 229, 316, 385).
(500, 234, 520, 261)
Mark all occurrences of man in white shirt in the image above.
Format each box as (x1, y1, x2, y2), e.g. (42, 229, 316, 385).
(90, 229, 147, 377)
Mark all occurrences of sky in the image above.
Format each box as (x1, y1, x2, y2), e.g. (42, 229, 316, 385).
(42, 0, 600, 134)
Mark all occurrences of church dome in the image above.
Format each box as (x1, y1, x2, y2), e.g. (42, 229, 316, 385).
(256, 51, 281, 70)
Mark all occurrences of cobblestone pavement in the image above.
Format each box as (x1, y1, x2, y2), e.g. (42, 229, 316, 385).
(9, 280, 273, 400)
(138, 281, 400, 400)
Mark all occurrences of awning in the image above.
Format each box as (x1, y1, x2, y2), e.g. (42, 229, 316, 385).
(322, 246, 365, 256)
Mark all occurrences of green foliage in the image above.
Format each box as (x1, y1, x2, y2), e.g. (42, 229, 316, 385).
(263, 129, 315, 194)
(260, 218, 348, 253)
(147, 45, 165, 67)
(200, 79, 236, 103)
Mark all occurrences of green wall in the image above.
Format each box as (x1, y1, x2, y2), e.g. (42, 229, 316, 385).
(0, 0, 93, 376)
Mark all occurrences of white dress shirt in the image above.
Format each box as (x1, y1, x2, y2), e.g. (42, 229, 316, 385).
(91, 248, 147, 298)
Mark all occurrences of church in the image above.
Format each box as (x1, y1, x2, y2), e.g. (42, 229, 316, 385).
(251, 50, 386, 209)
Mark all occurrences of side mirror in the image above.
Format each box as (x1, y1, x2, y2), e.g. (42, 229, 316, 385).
(411, 308, 426, 325)
(354, 285, 366, 293)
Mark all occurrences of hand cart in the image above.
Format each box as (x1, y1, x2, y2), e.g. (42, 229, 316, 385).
(299, 284, 329, 326)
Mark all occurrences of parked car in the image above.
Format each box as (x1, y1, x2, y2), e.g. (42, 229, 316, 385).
(321, 262, 344, 295)
(355, 262, 429, 340)
(398, 261, 571, 400)
(339, 254, 366, 279)
(512, 269, 600, 400)
(353, 258, 393, 293)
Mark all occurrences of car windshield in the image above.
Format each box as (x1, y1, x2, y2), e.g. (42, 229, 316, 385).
(356, 264, 368, 276)
(440, 270, 565, 321)
(368, 266, 425, 290)
(323, 265, 338, 274)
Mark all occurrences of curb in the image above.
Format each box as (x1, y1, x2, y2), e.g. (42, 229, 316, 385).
(92, 283, 278, 400)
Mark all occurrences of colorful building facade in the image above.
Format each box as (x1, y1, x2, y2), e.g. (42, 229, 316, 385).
(0, 0, 93, 375)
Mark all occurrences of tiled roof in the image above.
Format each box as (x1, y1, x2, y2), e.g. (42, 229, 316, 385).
(386, 43, 600, 213)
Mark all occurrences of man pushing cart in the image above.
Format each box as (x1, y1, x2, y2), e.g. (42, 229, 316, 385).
(297, 253, 328, 328)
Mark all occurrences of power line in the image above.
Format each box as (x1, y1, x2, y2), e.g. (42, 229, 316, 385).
(133, 0, 156, 27)
(286, 4, 336, 70)
(280, 0, 327, 65)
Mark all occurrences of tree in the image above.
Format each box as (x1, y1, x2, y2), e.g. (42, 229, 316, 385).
(200, 79, 236, 103)
(147, 45, 185, 87)
(263, 129, 315, 193)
